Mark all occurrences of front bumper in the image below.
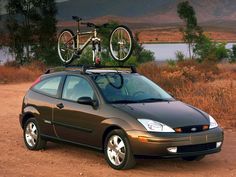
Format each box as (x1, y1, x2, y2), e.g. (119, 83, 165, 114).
(126, 127, 224, 157)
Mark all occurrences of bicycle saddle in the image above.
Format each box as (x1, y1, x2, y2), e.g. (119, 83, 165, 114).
(72, 16, 82, 22)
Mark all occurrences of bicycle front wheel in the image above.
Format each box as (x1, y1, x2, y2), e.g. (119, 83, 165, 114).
(109, 25, 133, 62)
(58, 29, 75, 64)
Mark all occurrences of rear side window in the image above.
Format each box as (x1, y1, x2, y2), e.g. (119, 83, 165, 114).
(62, 76, 95, 102)
(33, 76, 62, 97)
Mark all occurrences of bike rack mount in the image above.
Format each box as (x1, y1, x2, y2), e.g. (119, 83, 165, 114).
(45, 65, 137, 74)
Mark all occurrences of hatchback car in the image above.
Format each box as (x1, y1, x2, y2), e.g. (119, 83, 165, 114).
(19, 66, 223, 170)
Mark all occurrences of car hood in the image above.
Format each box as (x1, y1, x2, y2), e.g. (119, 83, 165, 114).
(112, 101, 209, 128)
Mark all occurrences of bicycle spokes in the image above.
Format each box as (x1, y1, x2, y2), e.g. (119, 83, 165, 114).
(109, 26, 132, 61)
(58, 30, 75, 64)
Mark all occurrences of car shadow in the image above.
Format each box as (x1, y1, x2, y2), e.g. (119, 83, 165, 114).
(44, 141, 219, 173)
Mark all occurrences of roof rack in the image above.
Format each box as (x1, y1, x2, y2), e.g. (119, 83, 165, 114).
(45, 65, 137, 74)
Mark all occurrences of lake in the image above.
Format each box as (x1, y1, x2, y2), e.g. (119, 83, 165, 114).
(0, 47, 15, 64)
(0, 43, 235, 64)
(143, 43, 236, 60)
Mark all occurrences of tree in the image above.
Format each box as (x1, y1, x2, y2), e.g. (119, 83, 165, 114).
(132, 33, 155, 64)
(5, 0, 57, 65)
(0, 0, 2, 48)
(228, 45, 236, 63)
(194, 34, 229, 62)
(33, 0, 58, 65)
(6, 0, 36, 64)
(177, 1, 203, 59)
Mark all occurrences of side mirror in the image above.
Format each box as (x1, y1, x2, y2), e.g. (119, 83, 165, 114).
(77, 97, 98, 108)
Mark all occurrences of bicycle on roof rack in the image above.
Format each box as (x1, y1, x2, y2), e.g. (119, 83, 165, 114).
(57, 16, 133, 65)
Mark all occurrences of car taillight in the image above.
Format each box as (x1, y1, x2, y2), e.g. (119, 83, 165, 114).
(30, 76, 41, 88)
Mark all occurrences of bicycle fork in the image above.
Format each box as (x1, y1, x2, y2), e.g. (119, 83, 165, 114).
(92, 37, 101, 66)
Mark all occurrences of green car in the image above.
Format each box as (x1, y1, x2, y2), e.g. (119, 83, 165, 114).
(19, 66, 223, 170)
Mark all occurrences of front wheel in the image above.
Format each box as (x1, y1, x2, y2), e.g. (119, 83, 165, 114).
(104, 129, 136, 170)
(57, 29, 76, 64)
(109, 25, 133, 62)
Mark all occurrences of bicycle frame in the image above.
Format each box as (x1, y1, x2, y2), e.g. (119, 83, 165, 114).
(74, 22, 101, 55)
(76, 31, 93, 53)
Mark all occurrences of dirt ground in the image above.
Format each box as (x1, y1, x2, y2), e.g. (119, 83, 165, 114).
(0, 83, 235, 177)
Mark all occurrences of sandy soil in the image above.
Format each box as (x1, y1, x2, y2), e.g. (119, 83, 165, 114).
(0, 83, 235, 177)
(138, 28, 236, 43)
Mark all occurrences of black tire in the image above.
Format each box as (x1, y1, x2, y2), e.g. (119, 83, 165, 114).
(109, 25, 133, 62)
(104, 129, 136, 170)
(23, 118, 46, 150)
(57, 29, 76, 65)
(182, 155, 205, 161)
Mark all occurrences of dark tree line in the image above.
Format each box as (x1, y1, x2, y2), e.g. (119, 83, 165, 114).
(5, 0, 58, 65)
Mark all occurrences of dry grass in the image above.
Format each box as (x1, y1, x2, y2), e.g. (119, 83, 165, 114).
(0, 61, 45, 84)
(138, 61, 236, 128)
(0, 60, 235, 128)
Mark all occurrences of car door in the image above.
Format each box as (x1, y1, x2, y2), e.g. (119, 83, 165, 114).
(30, 75, 64, 137)
(53, 75, 104, 147)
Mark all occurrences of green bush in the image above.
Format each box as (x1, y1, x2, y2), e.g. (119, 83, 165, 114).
(175, 50, 185, 61)
(215, 43, 230, 61)
(229, 44, 236, 63)
(193, 34, 229, 62)
(167, 59, 176, 67)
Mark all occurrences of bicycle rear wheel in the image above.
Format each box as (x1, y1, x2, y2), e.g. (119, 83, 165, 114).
(109, 25, 133, 62)
(58, 29, 75, 64)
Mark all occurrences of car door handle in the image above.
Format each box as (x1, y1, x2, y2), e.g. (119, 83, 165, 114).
(56, 103, 64, 109)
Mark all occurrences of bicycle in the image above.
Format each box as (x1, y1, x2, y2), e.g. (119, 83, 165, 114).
(57, 16, 133, 65)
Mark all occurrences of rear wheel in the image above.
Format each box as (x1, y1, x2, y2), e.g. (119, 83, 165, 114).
(182, 155, 205, 161)
(58, 29, 76, 64)
(104, 129, 136, 170)
(109, 26, 133, 62)
(23, 118, 46, 150)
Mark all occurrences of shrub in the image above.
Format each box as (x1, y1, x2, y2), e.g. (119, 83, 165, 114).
(138, 61, 235, 128)
(0, 60, 45, 84)
(166, 59, 176, 67)
(175, 50, 185, 61)
(229, 44, 236, 63)
(193, 34, 229, 62)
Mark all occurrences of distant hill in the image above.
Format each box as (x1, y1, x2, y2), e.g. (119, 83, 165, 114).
(56, 0, 236, 29)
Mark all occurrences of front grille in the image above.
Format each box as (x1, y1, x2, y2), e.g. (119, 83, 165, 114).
(177, 142, 216, 153)
(175, 125, 209, 133)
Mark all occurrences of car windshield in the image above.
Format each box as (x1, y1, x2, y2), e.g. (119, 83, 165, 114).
(92, 73, 174, 103)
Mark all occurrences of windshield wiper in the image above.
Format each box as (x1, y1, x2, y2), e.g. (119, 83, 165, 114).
(138, 98, 171, 103)
(111, 100, 139, 104)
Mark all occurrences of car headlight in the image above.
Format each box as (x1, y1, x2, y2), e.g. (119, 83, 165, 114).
(137, 119, 175, 132)
(209, 115, 218, 129)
